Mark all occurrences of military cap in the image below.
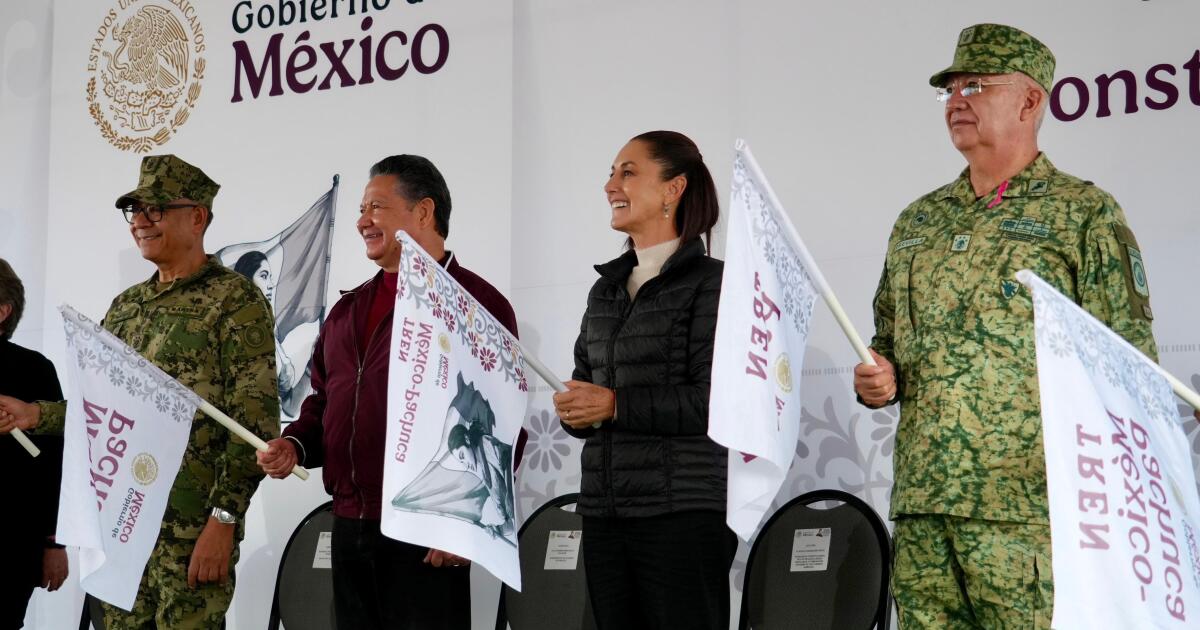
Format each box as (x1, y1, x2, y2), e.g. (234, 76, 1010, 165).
(929, 23, 1056, 94)
(115, 154, 220, 212)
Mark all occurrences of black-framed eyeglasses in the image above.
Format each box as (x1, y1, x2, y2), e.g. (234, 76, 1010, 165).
(120, 203, 197, 224)
(935, 78, 1015, 102)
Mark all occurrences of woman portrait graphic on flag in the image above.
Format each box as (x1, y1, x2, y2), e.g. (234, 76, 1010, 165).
(391, 372, 516, 546)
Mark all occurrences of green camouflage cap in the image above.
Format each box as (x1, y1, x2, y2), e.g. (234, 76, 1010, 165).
(115, 154, 220, 211)
(929, 23, 1056, 94)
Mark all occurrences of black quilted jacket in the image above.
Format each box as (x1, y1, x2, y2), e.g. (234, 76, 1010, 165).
(563, 238, 728, 518)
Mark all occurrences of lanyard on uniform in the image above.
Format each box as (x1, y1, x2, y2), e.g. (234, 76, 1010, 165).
(986, 180, 1010, 209)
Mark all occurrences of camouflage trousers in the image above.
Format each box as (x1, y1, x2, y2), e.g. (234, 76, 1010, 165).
(892, 515, 1053, 629)
(101, 535, 236, 630)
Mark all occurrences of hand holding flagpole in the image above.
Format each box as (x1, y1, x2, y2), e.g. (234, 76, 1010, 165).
(0, 396, 43, 457)
(197, 401, 309, 480)
(517, 342, 605, 429)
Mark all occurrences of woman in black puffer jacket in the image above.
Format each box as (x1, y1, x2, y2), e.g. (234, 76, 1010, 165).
(553, 130, 734, 630)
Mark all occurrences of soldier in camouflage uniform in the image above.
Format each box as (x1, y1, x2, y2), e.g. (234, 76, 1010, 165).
(0, 155, 278, 629)
(853, 24, 1158, 629)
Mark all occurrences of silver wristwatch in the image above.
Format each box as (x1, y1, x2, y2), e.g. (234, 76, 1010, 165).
(210, 507, 236, 524)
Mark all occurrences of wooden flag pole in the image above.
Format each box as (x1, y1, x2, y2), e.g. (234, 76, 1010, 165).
(198, 401, 309, 480)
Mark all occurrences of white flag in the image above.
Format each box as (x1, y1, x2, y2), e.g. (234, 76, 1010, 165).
(56, 305, 196, 610)
(709, 142, 820, 541)
(381, 231, 528, 590)
(1019, 270, 1200, 629)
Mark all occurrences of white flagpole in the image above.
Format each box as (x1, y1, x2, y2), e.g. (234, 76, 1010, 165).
(10, 428, 40, 457)
(197, 401, 310, 480)
(517, 342, 605, 429)
(517, 344, 567, 394)
(1159, 369, 1200, 414)
(736, 139, 876, 366)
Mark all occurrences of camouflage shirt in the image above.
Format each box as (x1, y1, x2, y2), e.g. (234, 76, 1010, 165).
(871, 153, 1157, 523)
(39, 256, 278, 539)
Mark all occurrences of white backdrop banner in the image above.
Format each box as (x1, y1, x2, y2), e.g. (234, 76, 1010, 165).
(1020, 271, 1200, 629)
(18, 2, 1200, 628)
(56, 305, 195, 611)
(43, 2, 512, 626)
(381, 231, 527, 590)
(215, 176, 337, 420)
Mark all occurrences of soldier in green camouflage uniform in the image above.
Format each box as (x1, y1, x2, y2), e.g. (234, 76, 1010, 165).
(0, 155, 278, 629)
(853, 24, 1158, 629)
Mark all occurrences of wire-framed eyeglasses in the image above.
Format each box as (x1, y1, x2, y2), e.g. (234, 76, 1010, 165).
(935, 78, 1015, 102)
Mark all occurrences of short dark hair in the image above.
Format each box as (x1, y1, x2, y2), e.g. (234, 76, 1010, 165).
(0, 258, 25, 341)
(232, 250, 269, 279)
(448, 422, 482, 451)
(630, 130, 720, 253)
(369, 155, 453, 238)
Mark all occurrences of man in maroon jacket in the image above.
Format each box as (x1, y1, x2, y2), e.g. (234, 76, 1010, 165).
(257, 155, 523, 630)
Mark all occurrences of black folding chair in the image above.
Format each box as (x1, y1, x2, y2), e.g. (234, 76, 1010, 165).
(77, 594, 108, 630)
(495, 493, 596, 630)
(739, 489, 891, 629)
(268, 500, 337, 630)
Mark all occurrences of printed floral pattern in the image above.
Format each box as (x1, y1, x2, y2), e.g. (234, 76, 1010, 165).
(62, 306, 199, 423)
(731, 152, 818, 337)
(396, 237, 529, 392)
(523, 409, 572, 473)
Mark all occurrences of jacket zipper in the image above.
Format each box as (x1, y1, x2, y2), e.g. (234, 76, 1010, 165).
(604, 286, 640, 518)
(348, 291, 389, 520)
(597, 250, 683, 517)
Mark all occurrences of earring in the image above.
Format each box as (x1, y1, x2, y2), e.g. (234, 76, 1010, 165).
(663, 204, 671, 218)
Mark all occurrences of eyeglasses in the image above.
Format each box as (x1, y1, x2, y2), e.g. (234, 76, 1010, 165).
(935, 78, 1015, 102)
(120, 203, 197, 224)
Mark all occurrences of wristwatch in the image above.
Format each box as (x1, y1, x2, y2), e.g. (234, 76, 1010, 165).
(210, 507, 237, 525)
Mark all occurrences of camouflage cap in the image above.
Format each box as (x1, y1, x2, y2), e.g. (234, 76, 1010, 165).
(114, 154, 220, 211)
(929, 23, 1056, 94)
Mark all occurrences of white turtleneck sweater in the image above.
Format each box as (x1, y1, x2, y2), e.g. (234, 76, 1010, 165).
(626, 238, 680, 300)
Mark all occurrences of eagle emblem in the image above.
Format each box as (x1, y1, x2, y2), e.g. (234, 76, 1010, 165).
(87, 2, 205, 152)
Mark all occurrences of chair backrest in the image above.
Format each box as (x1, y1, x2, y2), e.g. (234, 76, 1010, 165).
(495, 493, 596, 630)
(739, 489, 891, 630)
(78, 594, 108, 630)
(268, 500, 338, 630)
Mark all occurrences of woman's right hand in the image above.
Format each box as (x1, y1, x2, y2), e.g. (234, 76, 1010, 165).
(553, 381, 615, 429)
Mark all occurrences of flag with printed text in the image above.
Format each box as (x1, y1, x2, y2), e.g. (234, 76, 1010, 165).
(56, 305, 195, 610)
(1019, 270, 1200, 629)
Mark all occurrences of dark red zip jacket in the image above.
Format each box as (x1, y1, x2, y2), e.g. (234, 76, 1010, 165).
(283, 252, 525, 519)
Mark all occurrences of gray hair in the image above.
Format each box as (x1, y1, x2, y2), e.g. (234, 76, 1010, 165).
(0, 259, 25, 341)
(1018, 73, 1050, 132)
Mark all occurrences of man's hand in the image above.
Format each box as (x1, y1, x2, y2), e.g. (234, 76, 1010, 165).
(0, 394, 39, 434)
(41, 547, 68, 592)
(552, 381, 615, 429)
(854, 349, 898, 407)
(188, 517, 235, 588)
(423, 548, 470, 568)
(257, 437, 298, 479)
